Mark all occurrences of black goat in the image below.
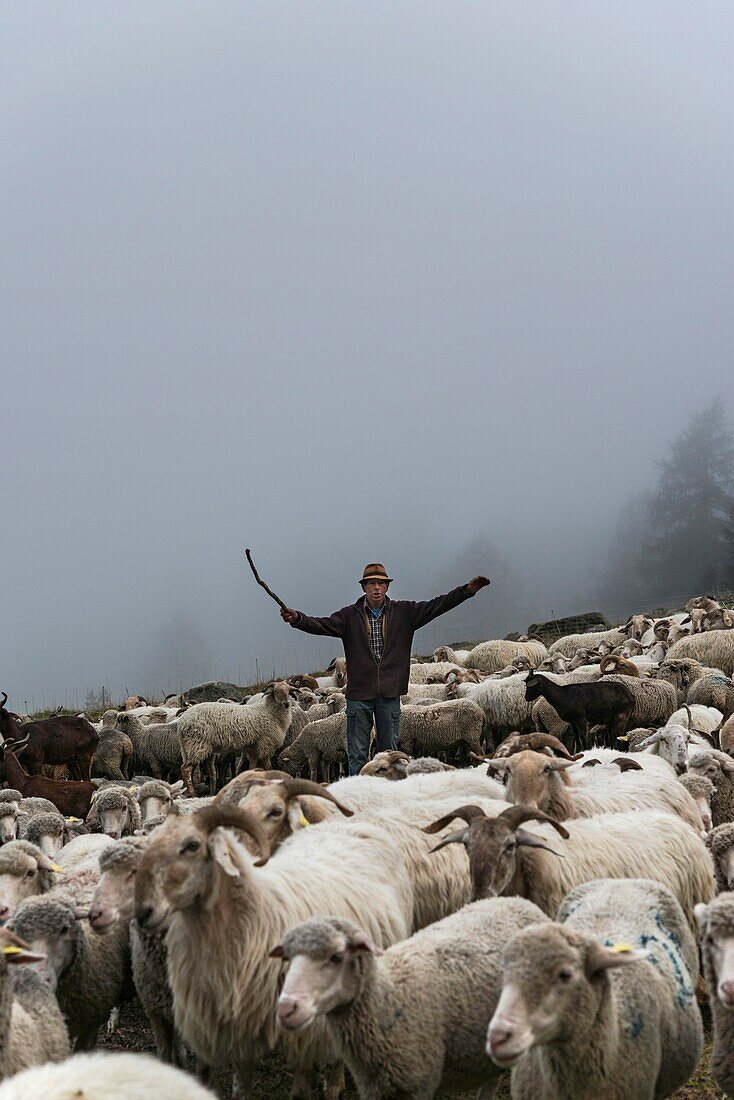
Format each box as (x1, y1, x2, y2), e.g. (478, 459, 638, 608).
(524, 672, 635, 753)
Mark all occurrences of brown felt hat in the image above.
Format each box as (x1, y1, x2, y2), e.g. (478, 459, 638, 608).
(360, 563, 393, 585)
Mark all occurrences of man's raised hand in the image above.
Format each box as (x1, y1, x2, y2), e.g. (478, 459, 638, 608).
(467, 576, 491, 596)
(280, 607, 299, 624)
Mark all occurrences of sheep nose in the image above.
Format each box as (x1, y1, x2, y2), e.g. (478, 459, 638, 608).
(3, 834, 13, 843)
(278, 996, 299, 1023)
(487, 1020, 515, 1057)
(675, 763, 686, 776)
(0, 905, 9, 923)
(135, 904, 153, 928)
(721, 980, 734, 1006)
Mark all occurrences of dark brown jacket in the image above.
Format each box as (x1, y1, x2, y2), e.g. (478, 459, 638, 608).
(290, 586, 474, 700)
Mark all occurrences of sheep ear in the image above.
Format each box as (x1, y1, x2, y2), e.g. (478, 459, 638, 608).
(170, 781, 185, 797)
(585, 943, 649, 976)
(73, 907, 90, 921)
(208, 830, 243, 877)
(286, 800, 311, 832)
(1, 945, 46, 964)
(348, 931, 382, 956)
(694, 903, 710, 931)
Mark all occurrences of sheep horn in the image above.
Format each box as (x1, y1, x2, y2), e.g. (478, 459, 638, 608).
(195, 804, 271, 866)
(501, 733, 573, 760)
(422, 804, 488, 834)
(612, 757, 643, 772)
(498, 805, 570, 838)
(0, 693, 6, 710)
(270, 778, 354, 816)
(581, 758, 601, 767)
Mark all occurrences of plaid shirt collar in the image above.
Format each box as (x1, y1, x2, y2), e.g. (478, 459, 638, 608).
(363, 596, 388, 662)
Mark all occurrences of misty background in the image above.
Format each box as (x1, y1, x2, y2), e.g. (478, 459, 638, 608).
(3, 3, 734, 711)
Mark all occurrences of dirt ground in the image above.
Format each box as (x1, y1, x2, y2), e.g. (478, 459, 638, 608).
(99, 997, 726, 1099)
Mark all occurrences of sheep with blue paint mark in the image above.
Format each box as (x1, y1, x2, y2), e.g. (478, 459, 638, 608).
(487, 878, 703, 1099)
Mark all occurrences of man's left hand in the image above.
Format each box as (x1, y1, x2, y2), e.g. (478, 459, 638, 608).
(467, 575, 491, 595)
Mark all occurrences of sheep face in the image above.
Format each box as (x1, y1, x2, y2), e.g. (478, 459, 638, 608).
(99, 805, 130, 841)
(273, 917, 376, 1031)
(359, 752, 409, 780)
(10, 898, 78, 991)
(0, 853, 47, 922)
(89, 857, 140, 933)
(487, 924, 646, 1068)
(0, 806, 18, 844)
(696, 899, 734, 1008)
(134, 805, 269, 932)
(491, 752, 574, 812)
(635, 725, 688, 774)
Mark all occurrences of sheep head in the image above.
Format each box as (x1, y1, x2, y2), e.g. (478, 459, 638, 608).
(487, 922, 648, 1069)
(359, 751, 410, 780)
(271, 916, 381, 1031)
(423, 804, 568, 901)
(485, 751, 575, 813)
(134, 804, 270, 932)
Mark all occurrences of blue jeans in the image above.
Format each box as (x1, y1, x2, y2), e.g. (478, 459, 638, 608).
(346, 697, 401, 776)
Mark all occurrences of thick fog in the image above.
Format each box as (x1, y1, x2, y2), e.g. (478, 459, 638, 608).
(3, 3, 734, 709)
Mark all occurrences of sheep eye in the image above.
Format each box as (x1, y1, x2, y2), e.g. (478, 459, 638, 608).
(267, 808, 284, 818)
(26, 869, 36, 878)
(504, 839, 516, 851)
(330, 952, 344, 965)
(182, 839, 200, 854)
(558, 968, 573, 983)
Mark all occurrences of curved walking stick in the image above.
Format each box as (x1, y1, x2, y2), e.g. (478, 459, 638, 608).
(244, 549, 289, 611)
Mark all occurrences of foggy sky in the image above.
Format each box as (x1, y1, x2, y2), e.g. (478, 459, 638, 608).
(3, 3, 734, 709)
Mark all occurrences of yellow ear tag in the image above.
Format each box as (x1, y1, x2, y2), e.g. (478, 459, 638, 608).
(66, 817, 81, 823)
(130, 786, 137, 793)
(299, 813, 311, 828)
(2, 947, 24, 956)
(611, 943, 634, 953)
(49, 864, 63, 873)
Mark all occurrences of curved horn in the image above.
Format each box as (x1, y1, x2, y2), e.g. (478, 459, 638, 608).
(422, 804, 488, 834)
(501, 733, 573, 760)
(0, 693, 7, 710)
(611, 757, 643, 772)
(195, 804, 271, 865)
(497, 805, 570, 838)
(271, 777, 354, 816)
(1, 732, 30, 755)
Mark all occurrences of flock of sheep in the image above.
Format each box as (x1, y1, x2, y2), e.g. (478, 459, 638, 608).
(3, 593, 734, 1096)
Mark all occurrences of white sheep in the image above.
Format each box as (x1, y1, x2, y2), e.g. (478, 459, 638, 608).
(487, 748, 704, 831)
(488, 878, 703, 1099)
(548, 628, 626, 658)
(668, 629, 734, 677)
(0, 926, 69, 1082)
(695, 892, 734, 1097)
(328, 767, 505, 811)
(465, 639, 548, 673)
(273, 898, 550, 1099)
(568, 747, 676, 781)
(177, 680, 296, 795)
(134, 803, 414, 1097)
(424, 803, 715, 929)
(0, 1052, 216, 1100)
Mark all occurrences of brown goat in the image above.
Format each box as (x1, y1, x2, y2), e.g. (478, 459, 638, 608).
(0, 735, 96, 818)
(0, 693, 98, 780)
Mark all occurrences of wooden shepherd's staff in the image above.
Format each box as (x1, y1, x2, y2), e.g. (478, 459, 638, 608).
(244, 549, 289, 611)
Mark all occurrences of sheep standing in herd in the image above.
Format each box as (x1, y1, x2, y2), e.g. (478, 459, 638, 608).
(2, 589, 734, 1095)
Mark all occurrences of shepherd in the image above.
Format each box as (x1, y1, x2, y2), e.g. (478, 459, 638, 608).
(280, 564, 490, 775)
